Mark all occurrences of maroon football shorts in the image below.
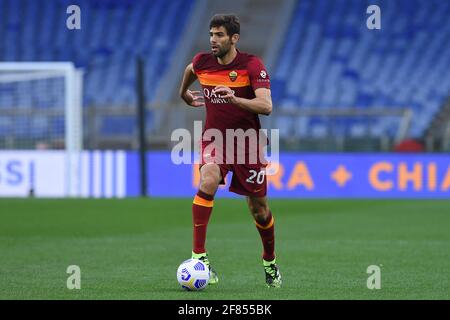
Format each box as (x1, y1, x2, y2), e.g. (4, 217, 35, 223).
(199, 143, 267, 197)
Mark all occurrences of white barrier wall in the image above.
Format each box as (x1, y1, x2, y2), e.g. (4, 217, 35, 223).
(0, 151, 126, 198)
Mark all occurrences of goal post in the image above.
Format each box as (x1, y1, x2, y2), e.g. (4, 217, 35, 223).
(0, 62, 83, 196)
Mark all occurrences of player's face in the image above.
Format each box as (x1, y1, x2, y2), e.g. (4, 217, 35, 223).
(209, 26, 233, 58)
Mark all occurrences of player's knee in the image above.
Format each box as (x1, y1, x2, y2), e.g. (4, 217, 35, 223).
(199, 165, 221, 193)
(200, 177, 217, 190)
(199, 174, 220, 193)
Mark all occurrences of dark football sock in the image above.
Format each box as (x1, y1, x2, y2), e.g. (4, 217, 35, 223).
(192, 190, 214, 254)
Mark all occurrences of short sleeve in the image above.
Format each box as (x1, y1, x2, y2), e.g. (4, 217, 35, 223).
(192, 53, 204, 74)
(247, 56, 271, 91)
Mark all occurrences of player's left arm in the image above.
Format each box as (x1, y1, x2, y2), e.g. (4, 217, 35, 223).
(213, 86, 272, 116)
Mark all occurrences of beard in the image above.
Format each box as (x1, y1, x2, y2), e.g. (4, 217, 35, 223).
(213, 43, 231, 58)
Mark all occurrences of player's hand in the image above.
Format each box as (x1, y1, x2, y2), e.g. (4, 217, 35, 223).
(214, 85, 239, 104)
(181, 89, 205, 107)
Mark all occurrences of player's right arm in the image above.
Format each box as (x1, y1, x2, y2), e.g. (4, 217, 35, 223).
(179, 63, 205, 107)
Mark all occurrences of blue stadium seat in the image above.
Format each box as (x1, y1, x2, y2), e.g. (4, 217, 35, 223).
(0, 0, 194, 138)
(272, 0, 450, 138)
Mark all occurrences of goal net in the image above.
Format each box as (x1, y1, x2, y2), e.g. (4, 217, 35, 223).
(0, 62, 83, 196)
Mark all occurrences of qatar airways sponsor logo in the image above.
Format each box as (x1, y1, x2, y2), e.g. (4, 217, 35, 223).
(170, 121, 280, 174)
(203, 88, 235, 104)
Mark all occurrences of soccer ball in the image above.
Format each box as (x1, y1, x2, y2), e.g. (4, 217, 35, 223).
(176, 259, 210, 291)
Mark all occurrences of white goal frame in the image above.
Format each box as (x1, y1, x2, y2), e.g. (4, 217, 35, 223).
(0, 62, 83, 196)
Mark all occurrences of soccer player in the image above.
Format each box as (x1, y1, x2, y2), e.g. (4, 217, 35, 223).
(179, 14, 281, 288)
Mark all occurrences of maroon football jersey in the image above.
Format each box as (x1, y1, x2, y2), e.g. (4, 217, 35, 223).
(192, 50, 270, 165)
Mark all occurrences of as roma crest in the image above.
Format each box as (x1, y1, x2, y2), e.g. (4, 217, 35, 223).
(229, 70, 238, 82)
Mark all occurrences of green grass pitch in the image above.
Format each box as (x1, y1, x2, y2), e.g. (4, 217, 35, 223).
(0, 198, 449, 300)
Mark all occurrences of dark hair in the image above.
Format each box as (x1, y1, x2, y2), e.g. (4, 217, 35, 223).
(209, 14, 240, 36)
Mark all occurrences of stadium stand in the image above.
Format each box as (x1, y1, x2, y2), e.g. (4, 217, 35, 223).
(271, 0, 450, 139)
(1, 0, 449, 149)
(0, 0, 194, 141)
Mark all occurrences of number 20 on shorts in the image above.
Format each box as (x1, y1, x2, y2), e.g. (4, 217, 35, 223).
(246, 169, 265, 184)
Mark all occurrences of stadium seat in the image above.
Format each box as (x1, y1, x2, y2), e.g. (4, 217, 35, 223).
(272, 0, 450, 138)
(0, 0, 194, 138)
